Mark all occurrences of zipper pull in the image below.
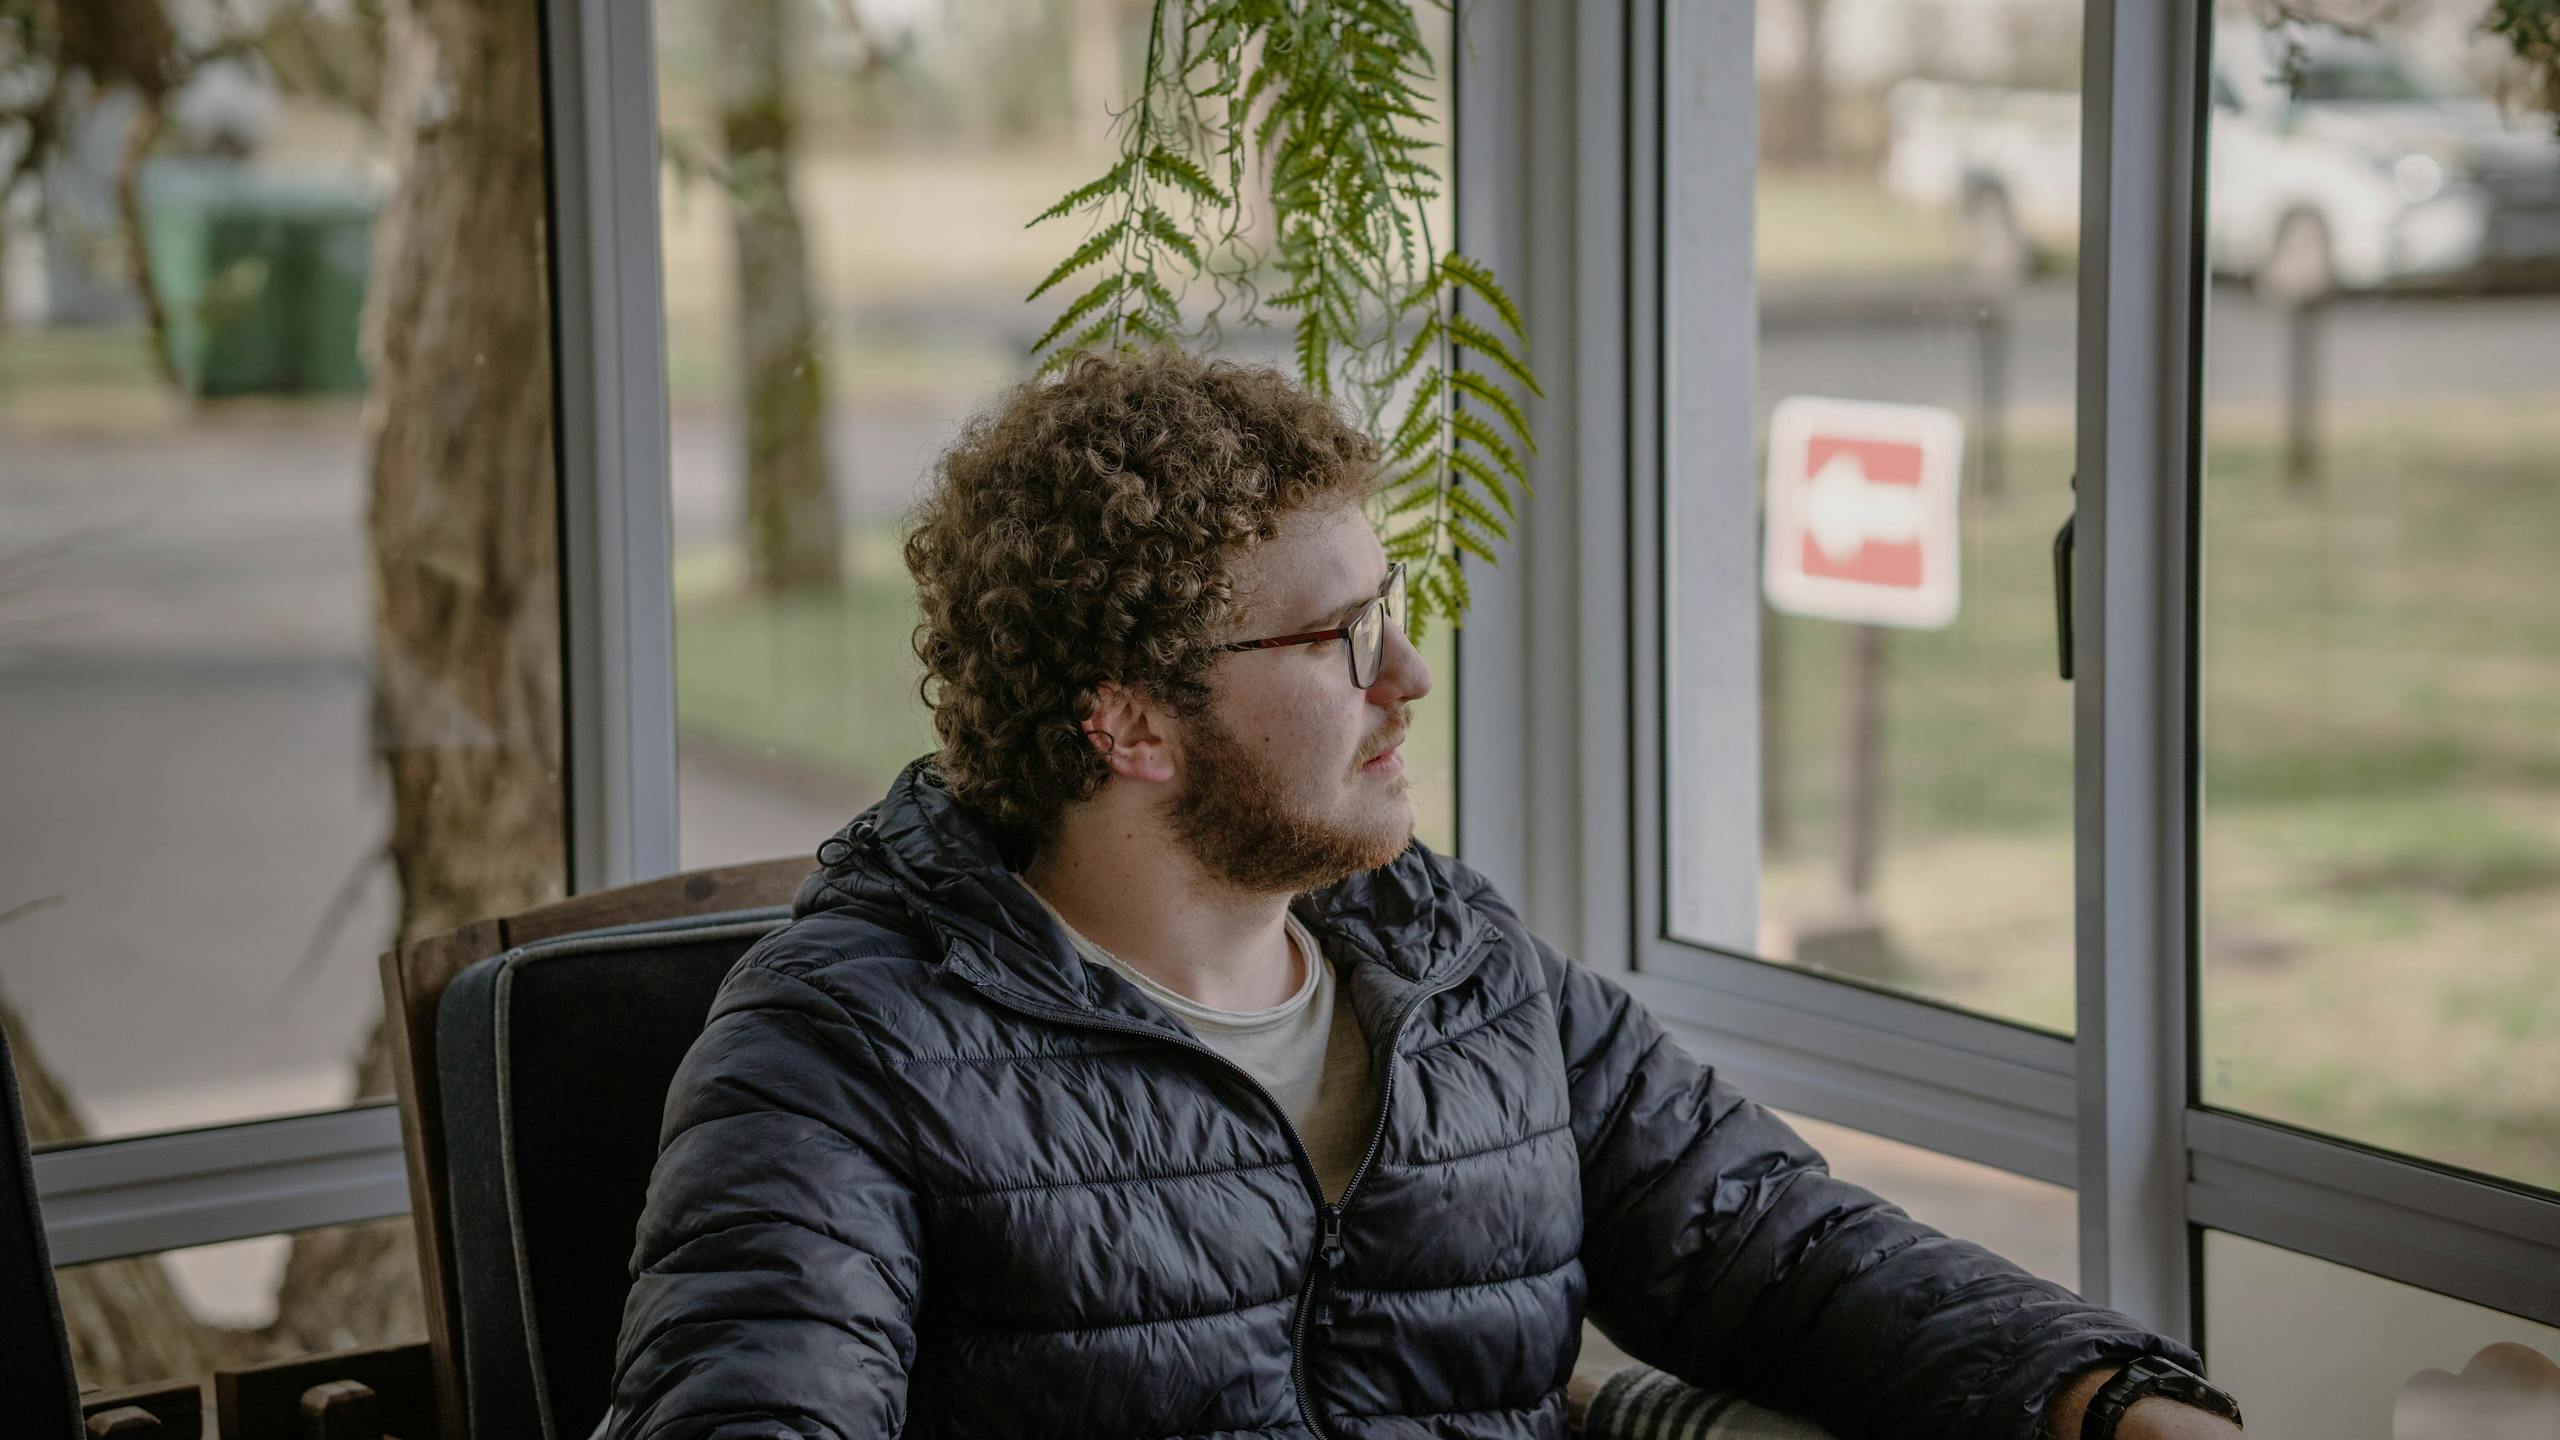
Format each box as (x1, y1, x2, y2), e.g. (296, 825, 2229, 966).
(1313, 1204, 1346, 1328)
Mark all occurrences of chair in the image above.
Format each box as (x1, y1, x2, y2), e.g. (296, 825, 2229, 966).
(379, 858, 806, 1440)
(2, 1012, 82, 1440)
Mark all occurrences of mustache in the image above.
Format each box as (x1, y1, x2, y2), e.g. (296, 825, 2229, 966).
(1361, 708, 1412, 763)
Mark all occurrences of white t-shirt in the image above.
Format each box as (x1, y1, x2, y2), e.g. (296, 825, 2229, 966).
(1016, 878, 1380, 1202)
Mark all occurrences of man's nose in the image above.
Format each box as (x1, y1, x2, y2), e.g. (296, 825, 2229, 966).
(1373, 621, 1433, 704)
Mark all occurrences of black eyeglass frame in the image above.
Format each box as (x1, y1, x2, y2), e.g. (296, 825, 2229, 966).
(1213, 561, 1408, 689)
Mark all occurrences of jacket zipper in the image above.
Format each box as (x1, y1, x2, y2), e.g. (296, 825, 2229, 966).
(1302, 954, 1475, 1330)
(927, 906, 1490, 1439)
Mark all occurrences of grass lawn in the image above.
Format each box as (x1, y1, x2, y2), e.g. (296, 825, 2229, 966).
(1751, 400, 2560, 1189)
(1757, 168, 1971, 281)
(0, 324, 192, 435)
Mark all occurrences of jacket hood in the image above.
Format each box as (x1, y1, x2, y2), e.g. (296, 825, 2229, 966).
(794, 754, 1491, 1014)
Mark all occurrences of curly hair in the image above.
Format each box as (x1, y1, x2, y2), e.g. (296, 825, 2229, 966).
(902, 348, 1380, 847)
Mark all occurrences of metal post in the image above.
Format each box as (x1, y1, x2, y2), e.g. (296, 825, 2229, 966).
(1842, 624, 1885, 902)
(2283, 297, 2323, 487)
(1974, 297, 2011, 501)
(543, 0, 682, 892)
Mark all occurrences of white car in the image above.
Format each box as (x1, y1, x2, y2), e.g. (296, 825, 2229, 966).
(1883, 21, 2560, 297)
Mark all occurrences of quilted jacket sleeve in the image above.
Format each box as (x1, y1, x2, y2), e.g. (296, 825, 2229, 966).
(1543, 938, 2197, 1440)
(604, 958, 925, 1440)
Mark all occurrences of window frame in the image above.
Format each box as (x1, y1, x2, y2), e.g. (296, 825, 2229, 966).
(1469, 0, 2560, 1345)
(32, 0, 2560, 1359)
(28, 0, 675, 1266)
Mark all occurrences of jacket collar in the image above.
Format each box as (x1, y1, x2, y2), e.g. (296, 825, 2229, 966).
(796, 755, 1490, 1016)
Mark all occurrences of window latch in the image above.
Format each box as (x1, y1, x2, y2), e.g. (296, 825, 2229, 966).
(2052, 473, 2076, 681)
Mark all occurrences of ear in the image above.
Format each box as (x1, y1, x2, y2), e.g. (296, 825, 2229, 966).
(1081, 681, 1179, 784)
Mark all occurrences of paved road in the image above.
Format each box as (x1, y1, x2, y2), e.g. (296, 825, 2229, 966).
(0, 412, 863, 1157)
(1759, 277, 2560, 426)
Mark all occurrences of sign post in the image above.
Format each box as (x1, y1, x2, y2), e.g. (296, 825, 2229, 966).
(1762, 396, 1964, 981)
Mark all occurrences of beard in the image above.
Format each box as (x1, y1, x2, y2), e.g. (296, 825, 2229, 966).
(1166, 702, 1412, 895)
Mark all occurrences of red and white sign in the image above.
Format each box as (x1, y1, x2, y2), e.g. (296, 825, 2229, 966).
(1762, 395, 1963, 630)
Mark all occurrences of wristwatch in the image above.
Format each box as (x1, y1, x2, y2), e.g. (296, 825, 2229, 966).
(2082, 1354, 2244, 1438)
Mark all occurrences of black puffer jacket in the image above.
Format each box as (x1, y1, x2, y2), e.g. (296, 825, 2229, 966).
(604, 759, 2190, 1440)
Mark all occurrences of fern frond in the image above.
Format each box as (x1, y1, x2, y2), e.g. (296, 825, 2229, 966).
(1028, 219, 1129, 303)
(1295, 321, 1331, 396)
(1022, 1, 1540, 636)
(1439, 253, 1527, 337)
(1142, 145, 1225, 208)
(1448, 519, 1501, 567)
(1382, 481, 1443, 520)
(1030, 158, 1137, 227)
(1446, 484, 1510, 542)
(1384, 320, 1440, 388)
(1036, 316, 1124, 376)
(1447, 450, 1516, 521)
(1140, 206, 1203, 269)
(1449, 410, 1528, 492)
(1030, 274, 1128, 355)
(1382, 372, 1445, 467)
(1448, 369, 1533, 453)
(1382, 515, 1438, 551)
(1446, 312, 1542, 397)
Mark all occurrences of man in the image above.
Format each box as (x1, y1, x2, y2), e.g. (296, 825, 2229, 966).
(604, 350, 2243, 1439)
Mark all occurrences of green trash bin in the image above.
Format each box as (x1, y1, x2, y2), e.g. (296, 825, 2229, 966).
(139, 159, 379, 398)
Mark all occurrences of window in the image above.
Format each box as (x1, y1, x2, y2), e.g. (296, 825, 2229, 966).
(2196, 9, 2560, 1194)
(55, 1219, 423, 1392)
(1666, 0, 2088, 1034)
(654, 0, 1457, 871)
(1638, 0, 2560, 1364)
(0, 9, 563, 1139)
(2201, 1231, 2560, 1440)
(5, 0, 561, 1375)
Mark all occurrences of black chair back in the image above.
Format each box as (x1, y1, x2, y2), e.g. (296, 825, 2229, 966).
(1, 1015, 81, 1439)
(435, 907, 789, 1440)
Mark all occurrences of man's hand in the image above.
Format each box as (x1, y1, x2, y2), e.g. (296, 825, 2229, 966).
(2043, 1363, 2244, 1440)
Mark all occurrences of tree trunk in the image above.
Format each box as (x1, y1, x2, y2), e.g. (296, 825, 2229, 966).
(268, 0, 564, 1351)
(1787, 0, 1833, 166)
(719, 0, 843, 596)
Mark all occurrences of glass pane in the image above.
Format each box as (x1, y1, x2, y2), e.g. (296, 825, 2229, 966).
(656, 1, 1457, 872)
(0, 10, 564, 1143)
(1670, 0, 2086, 1033)
(56, 1218, 424, 1393)
(2195, 13, 2560, 1191)
(2202, 1231, 2560, 1440)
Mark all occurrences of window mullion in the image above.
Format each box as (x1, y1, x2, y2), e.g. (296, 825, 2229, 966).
(2072, 0, 2208, 1336)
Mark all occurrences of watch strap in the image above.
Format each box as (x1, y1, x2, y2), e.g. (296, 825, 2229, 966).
(2082, 1355, 2244, 1439)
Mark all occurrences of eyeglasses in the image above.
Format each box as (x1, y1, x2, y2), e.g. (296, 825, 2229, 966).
(1215, 562, 1407, 689)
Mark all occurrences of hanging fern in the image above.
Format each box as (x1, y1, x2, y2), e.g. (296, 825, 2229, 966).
(1025, 0, 1538, 642)
(2485, 0, 2560, 131)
